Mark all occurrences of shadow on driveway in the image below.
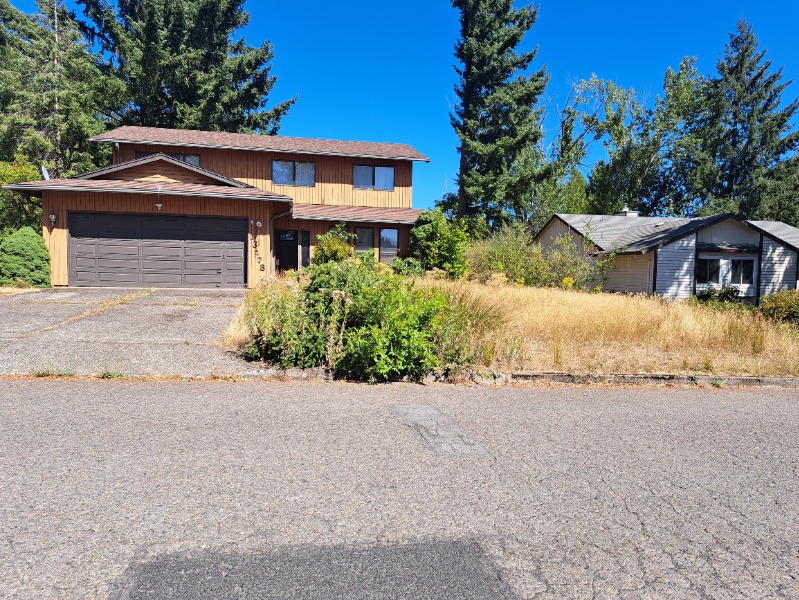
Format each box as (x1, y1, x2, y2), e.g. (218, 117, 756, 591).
(109, 540, 518, 600)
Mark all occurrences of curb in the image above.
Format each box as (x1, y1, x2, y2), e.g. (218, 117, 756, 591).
(241, 366, 799, 389)
(466, 370, 799, 389)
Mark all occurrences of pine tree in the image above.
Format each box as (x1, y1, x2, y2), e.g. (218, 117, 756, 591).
(77, 0, 296, 133)
(699, 19, 799, 218)
(449, 0, 548, 227)
(0, 0, 121, 176)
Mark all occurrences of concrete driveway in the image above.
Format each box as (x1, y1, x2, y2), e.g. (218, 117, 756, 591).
(0, 288, 248, 377)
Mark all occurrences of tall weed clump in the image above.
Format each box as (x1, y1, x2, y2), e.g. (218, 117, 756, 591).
(466, 225, 608, 289)
(241, 255, 471, 381)
(0, 226, 50, 287)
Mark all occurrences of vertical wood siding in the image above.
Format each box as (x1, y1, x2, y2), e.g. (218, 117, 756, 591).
(42, 191, 280, 288)
(760, 236, 798, 297)
(537, 219, 588, 252)
(97, 162, 221, 186)
(119, 144, 414, 209)
(656, 235, 696, 298)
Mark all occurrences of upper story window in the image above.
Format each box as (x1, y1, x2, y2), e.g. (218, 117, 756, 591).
(273, 160, 316, 187)
(135, 151, 200, 166)
(354, 165, 394, 191)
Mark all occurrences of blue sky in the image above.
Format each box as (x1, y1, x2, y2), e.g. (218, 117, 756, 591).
(12, 1, 799, 209)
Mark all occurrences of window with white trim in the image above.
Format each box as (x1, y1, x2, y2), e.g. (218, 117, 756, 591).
(730, 258, 755, 285)
(696, 258, 721, 285)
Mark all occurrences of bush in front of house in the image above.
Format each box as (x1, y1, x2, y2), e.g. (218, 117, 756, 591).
(465, 225, 609, 289)
(759, 290, 799, 325)
(0, 226, 50, 287)
(242, 254, 470, 382)
(409, 209, 469, 278)
(311, 222, 353, 265)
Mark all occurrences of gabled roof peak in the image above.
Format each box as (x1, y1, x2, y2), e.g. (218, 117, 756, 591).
(71, 152, 252, 188)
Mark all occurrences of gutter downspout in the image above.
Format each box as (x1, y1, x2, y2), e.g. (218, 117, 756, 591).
(269, 204, 293, 275)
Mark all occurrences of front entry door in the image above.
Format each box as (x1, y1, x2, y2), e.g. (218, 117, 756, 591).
(276, 230, 298, 271)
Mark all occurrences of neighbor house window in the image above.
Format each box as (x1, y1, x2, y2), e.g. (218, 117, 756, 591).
(135, 151, 200, 166)
(272, 160, 316, 186)
(354, 227, 375, 255)
(730, 258, 755, 285)
(353, 165, 394, 191)
(696, 258, 721, 285)
(379, 228, 399, 264)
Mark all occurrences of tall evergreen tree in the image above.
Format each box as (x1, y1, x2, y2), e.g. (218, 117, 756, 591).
(77, 0, 296, 133)
(0, 0, 121, 176)
(449, 0, 548, 227)
(698, 19, 799, 218)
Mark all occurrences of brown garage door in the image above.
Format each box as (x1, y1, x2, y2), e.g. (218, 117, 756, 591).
(69, 213, 247, 288)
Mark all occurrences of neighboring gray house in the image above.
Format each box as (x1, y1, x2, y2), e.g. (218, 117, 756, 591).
(535, 209, 799, 303)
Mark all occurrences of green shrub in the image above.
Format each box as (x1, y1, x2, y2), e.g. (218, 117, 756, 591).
(465, 226, 608, 289)
(391, 256, 425, 277)
(312, 222, 352, 265)
(0, 226, 50, 287)
(242, 255, 470, 382)
(409, 209, 468, 278)
(759, 290, 799, 325)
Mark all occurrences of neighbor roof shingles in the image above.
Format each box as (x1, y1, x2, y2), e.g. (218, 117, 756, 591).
(91, 126, 430, 162)
(554, 213, 729, 253)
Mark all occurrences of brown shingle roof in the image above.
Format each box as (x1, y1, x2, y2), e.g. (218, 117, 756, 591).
(3, 178, 291, 202)
(292, 203, 422, 225)
(91, 126, 430, 162)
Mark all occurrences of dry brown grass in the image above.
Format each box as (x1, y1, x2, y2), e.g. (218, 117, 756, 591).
(422, 279, 799, 376)
(0, 286, 38, 295)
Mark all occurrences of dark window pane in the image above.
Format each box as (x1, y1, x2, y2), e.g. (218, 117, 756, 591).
(295, 162, 315, 186)
(697, 258, 720, 284)
(301, 230, 311, 268)
(182, 155, 201, 166)
(731, 259, 754, 285)
(374, 166, 394, 191)
(354, 227, 374, 253)
(273, 161, 294, 185)
(379, 228, 399, 264)
(353, 165, 373, 189)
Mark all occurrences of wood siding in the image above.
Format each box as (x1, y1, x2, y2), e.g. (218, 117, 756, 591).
(42, 191, 278, 288)
(697, 218, 759, 246)
(761, 236, 798, 297)
(604, 254, 654, 294)
(270, 214, 411, 265)
(118, 144, 414, 209)
(97, 161, 222, 186)
(656, 235, 696, 298)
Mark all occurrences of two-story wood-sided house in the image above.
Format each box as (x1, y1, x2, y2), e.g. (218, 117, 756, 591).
(4, 126, 429, 288)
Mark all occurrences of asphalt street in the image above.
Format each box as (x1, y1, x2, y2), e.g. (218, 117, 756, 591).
(1, 381, 797, 599)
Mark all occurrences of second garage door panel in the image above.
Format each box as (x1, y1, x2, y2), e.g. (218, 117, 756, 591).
(69, 213, 247, 288)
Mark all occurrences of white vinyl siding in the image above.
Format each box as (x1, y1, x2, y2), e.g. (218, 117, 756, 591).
(760, 236, 798, 297)
(656, 235, 696, 299)
(604, 254, 654, 294)
(697, 219, 759, 245)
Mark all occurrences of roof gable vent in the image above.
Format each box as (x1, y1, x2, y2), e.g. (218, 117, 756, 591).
(616, 204, 639, 217)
